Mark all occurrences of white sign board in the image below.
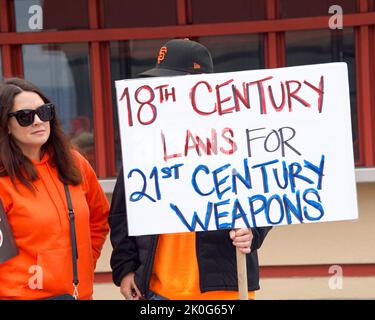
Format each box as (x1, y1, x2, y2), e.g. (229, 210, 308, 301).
(115, 62, 358, 236)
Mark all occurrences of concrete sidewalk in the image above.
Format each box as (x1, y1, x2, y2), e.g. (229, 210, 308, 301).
(93, 276, 375, 300)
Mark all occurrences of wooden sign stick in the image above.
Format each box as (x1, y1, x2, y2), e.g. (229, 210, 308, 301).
(236, 247, 248, 300)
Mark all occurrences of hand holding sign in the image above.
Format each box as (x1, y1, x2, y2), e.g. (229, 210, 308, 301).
(229, 228, 252, 254)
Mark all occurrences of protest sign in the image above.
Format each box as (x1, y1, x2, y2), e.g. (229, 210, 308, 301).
(115, 62, 358, 236)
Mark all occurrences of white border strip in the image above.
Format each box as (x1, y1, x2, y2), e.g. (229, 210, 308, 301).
(99, 168, 375, 194)
(355, 168, 375, 183)
(99, 179, 117, 194)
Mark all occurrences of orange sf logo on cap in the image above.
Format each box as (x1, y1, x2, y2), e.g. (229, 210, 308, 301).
(157, 46, 168, 64)
(193, 62, 201, 70)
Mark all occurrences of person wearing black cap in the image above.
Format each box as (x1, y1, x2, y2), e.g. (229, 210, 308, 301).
(109, 39, 271, 300)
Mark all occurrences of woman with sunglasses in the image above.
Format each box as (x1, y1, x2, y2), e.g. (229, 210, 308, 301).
(0, 78, 109, 299)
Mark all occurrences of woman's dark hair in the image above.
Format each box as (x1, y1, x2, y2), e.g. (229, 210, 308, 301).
(0, 77, 82, 189)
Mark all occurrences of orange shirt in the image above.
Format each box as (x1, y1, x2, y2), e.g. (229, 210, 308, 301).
(149, 232, 255, 300)
(0, 151, 109, 300)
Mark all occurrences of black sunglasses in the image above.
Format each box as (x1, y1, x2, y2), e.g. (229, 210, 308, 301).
(8, 103, 55, 127)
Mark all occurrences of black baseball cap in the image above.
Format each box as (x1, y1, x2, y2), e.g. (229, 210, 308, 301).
(138, 39, 214, 77)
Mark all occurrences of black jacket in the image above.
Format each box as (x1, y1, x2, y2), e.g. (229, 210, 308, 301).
(109, 168, 271, 298)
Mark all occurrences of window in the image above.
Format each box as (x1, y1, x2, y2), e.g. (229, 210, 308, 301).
(190, 0, 265, 23)
(110, 39, 169, 80)
(110, 38, 169, 170)
(285, 28, 358, 161)
(22, 43, 95, 168)
(104, 0, 177, 28)
(279, 0, 356, 18)
(14, 0, 88, 32)
(198, 34, 264, 72)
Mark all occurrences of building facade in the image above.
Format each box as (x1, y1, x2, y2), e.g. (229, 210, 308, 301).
(1, 0, 374, 299)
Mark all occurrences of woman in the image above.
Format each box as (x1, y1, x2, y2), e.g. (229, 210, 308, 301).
(0, 78, 109, 300)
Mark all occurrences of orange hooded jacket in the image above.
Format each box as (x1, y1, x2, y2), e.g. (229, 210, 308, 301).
(0, 151, 109, 299)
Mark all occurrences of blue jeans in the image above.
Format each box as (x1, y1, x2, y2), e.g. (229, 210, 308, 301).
(147, 291, 169, 300)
